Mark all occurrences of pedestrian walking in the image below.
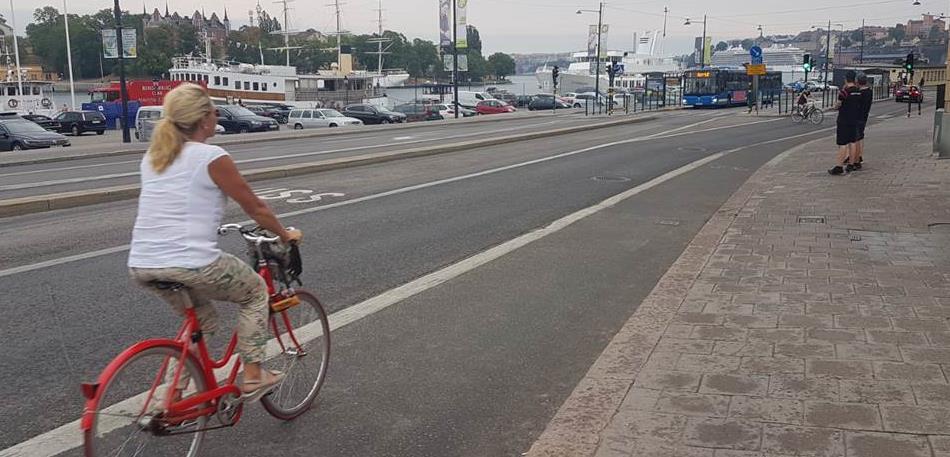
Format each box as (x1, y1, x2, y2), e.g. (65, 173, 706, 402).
(829, 70, 862, 175)
(850, 74, 874, 171)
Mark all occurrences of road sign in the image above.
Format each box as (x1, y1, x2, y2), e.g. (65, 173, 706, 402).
(746, 63, 766, 76)
(749, 45, 763, 65)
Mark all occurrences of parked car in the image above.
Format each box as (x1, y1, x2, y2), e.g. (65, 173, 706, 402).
(432, 103, 477, 118)
(457, 91, 495, 109)
(21, 114, 61, 131)
(475, 99, 517, 115)
(573, 92, 615, 107)
(134, 105, 226, 141)
(216, 105, 280, 133)
(342, 104, 407, 124)
(261, 103, 294, 123)
(527, 96, 572, 111)
(287, 108, 363, 129)
(805, 81, 836, 92)
(246, 105, 287, 123)
(515, 95, 534, 108)
(393, 103, 443, 122)
(0, 117, 71, 151)
(54, 110, 107, 136)
(489, 91, 518, 106)
(895, 85, 923, 103)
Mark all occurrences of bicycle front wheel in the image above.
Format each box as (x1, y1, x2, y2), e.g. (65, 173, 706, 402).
(84, 345, 209, 457)
(261, 290, 330, 420)
(808, 108, 824, 125)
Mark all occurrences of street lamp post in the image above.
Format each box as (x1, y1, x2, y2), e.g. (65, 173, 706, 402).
(577, 3, 604, 99)
(64, 0, 76, 110)
(685, 15, 708, 68)
(113, 0, 131, 143)
(810, 22, 842, 83)
(8, 0, 23, 99)
(452, 0, 459, 119)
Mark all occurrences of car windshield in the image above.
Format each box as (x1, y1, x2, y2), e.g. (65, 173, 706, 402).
(5, 120, 48, 134)
(227, 106, 257, 117)
(319, 109, 344, 118)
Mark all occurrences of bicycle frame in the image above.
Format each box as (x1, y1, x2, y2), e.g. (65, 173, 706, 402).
(81, 251, 308, 432)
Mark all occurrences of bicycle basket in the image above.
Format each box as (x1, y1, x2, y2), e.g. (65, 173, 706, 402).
(246, 229, 303, 283)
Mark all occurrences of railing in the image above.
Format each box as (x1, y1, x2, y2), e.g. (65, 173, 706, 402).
(580, 90, 683, 116)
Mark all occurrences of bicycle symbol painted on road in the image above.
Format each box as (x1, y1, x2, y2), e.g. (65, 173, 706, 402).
(254, 187, 345, 204)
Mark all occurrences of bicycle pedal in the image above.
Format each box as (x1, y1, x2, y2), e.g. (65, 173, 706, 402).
(270, 295, 301, 313)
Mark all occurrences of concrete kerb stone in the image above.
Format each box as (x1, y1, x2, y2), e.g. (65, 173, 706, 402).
(523, 133, 833, 457)
(0, 108, 675, 168)
(0, 115, 657, 218)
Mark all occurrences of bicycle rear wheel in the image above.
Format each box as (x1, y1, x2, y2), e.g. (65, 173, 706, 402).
(84, 345, 209, 457)
(791, 108, 805, 123)
(808, 108, 824, 125)
(261, 290, 330, 420)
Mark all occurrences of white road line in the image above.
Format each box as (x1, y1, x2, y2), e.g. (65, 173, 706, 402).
(0, 116, 797, 279)
(0, 120, 568, 191)
(0, 124, 836, 457)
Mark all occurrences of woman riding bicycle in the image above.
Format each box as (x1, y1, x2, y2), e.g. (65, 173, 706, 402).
(127, 84, 301, 400)
(796, 89, 811, 110)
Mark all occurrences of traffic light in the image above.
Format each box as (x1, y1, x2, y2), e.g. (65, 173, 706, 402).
(552, 66, 560, 84)
(904, 53, 915, 72)
(802, 54, 812, 72)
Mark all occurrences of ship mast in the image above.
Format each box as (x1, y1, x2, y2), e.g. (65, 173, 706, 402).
(366, 0, 393, 79)
(271, 0, 300, 66)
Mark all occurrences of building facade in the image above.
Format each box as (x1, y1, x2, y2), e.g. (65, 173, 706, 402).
(144, 7, 231, 49)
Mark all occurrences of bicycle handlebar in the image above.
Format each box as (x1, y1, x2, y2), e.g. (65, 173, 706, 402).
(217, 223, 290, 245)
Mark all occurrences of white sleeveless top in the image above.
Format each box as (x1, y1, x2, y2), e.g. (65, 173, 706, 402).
(128, 142, 230, 269)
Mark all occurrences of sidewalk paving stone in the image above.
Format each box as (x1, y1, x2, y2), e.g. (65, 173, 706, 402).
(527, 113, 950, 456)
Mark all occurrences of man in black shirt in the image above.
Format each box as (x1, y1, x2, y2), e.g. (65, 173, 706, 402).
(850, 74, 874, 170)
(830, 70, 863, 175)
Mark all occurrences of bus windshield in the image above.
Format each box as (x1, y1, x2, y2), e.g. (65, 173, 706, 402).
(684, 72, 718, 95)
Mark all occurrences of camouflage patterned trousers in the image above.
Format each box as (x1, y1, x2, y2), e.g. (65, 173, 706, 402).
(130, 253, 269, 363)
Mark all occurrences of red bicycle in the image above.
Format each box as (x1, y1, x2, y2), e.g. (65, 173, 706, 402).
(80, 224, 330, 457)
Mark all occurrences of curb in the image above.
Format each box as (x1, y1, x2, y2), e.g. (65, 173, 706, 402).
(0, 115, 656, 218)
(0, 108, 635, 168)
(523, 135, 831, 457)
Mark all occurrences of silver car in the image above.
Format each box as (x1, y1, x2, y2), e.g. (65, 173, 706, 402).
(288, 109, 363, 129)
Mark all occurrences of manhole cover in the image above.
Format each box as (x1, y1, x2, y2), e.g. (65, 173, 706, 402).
(591, 176, 631, 182)
(798, 216, 826, 224)
(656, 220, 681, 226)
(929, 223, 950, 233)
(678, 146, 708, 152)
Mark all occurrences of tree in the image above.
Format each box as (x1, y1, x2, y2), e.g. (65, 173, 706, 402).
(840, 37, 852, 48)
(929, 24, 945, 42)
(487, 52, 515, 79)
(466, 25, 482, 54)
(850, 29, 864, 43)
(889, 24, 906, 44)
(715, 41, 729, 52)
(740, 38, 755, 50)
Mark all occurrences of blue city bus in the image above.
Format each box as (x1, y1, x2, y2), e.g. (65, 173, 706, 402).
(682, 68, 783, 108)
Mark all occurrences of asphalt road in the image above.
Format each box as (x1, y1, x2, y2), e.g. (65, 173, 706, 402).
(0, 111, 624, 200)
(0, 101, 914, 456)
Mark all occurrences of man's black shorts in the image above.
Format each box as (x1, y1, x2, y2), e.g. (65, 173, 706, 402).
(837, 123, 857, 146)
(856, 122, 867, 141)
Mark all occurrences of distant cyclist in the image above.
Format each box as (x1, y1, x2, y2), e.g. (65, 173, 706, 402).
(127, 83, 302, 400)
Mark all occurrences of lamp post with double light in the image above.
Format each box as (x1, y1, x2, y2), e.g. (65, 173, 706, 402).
(684, 15, 708, 68)
(577, 3, 604, 100)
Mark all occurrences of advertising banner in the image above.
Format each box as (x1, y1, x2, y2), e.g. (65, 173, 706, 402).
(455, 0, 468, 49)
(439, 0, 451, 48)
(102, 29, 137, 58)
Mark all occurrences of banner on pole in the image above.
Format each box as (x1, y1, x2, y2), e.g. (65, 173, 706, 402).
(455, 0, 468, 49)
(122, 29, 137, 58)
(443, 54, 469, 71)
(600, 25, 609, 58)
(102, 29, 137, 58)
(587, 25, 598, 56)
(703, 36, 712, 65)
(439, 0, 451, 48)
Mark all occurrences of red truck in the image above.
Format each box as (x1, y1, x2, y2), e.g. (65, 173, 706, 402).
(89, 80, 205, 106)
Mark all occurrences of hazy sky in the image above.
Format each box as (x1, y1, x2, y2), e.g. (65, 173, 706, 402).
(12, 0, 946, 55)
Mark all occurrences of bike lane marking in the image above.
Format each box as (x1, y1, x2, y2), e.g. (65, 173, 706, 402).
(0, 125, 833, 457)
(0, 115, 785, 280)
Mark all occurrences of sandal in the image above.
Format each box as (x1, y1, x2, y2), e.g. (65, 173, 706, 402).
(241, 370, 285, 403)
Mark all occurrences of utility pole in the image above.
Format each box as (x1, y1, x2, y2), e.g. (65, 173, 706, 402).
(700, 15, 707, 68)
(8, 0, 22, 99)
(452, 0, 459, 118)
(824, 20, 831, 83)
(64, 0, 77, 110)
(335, 0, 342, 65)
(860, 19, 865, 64)
(114, 0, 131, 143)
(595, 1, 603, 99)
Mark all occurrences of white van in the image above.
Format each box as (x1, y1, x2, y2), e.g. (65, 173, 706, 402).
(457, 91, 495, 109)
(135, 106, 163, 141)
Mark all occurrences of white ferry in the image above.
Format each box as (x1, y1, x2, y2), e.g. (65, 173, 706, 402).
(711, 45, 808, 84)
(0, 69, 58, 117)
(536, 31, 680, 94)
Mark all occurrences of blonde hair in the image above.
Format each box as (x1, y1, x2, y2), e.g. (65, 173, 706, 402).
(149, 83, 215, 173)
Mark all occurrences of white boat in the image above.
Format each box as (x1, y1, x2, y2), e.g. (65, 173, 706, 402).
(0, 74, 58, 117)
(711, 45, 808, 84)
(536, 31, 680, 94)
